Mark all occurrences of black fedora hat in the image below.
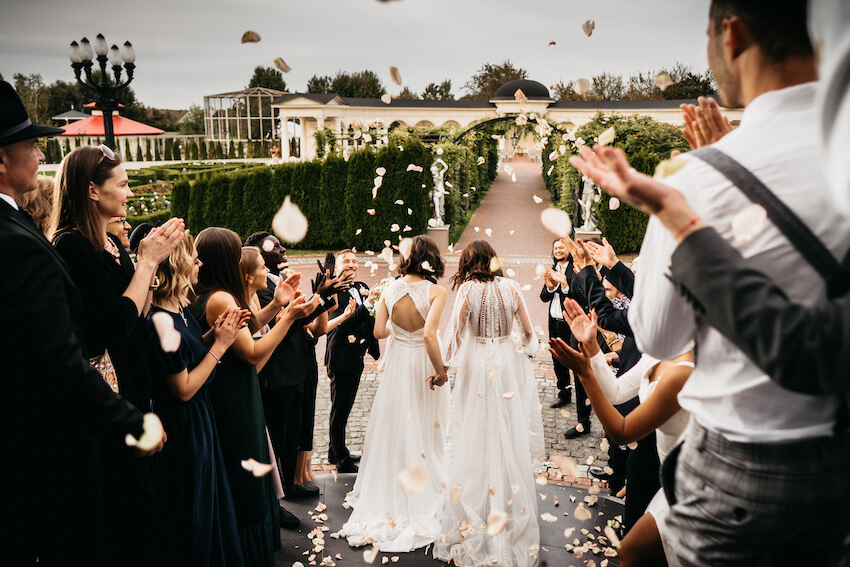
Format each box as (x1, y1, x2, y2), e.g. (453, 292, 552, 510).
(0, 80, 65, 148)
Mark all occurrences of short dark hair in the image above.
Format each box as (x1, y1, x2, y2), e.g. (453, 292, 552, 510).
(709, 0, 812, 64)
(398, 235, 445, 279)
(244, 231, 273, 247)
(451, 240, 502, 290)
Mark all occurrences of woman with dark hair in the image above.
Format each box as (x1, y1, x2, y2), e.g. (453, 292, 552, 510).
(340, 235, 450, 552)
(48, 145, 184, 567)
(434, 240, 544, 567)
(193, 227, 318, 566)
(147, 232, 247, 567)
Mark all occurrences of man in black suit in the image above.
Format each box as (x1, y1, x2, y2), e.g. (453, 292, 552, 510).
(325, 249, 379, 473)
(540, 239, 575, 409)
(0, 80, 162, 566)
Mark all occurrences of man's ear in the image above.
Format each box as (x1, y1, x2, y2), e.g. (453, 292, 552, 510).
(723, 16, 751, 62)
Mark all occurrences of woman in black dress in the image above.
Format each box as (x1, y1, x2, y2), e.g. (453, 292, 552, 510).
(47, 145, 184, 566)
(147, 232, 247, 567)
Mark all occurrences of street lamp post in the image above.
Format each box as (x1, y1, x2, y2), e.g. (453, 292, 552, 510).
(69, 34, 136, 150)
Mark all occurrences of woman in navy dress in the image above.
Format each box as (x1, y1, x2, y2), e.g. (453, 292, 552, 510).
(146, 232, 247, 566)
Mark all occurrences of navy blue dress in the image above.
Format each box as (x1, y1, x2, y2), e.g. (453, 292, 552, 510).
(147, 305, 245, 567)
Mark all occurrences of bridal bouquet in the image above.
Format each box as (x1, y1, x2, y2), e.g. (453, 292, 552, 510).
(366, 276, 394, 316)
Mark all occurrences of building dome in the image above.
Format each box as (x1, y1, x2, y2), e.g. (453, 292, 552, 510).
(493, 79, 550, 100)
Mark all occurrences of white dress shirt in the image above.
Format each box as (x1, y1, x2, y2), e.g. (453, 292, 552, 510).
(547, 261, 569, 320)
(0, 193, 19, 210)
(631, 82, 850, 443)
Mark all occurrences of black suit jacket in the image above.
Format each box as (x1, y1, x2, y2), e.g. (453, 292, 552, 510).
(256, 276, 334, 389)
(540, 258, 577, 343)
(0, 199, 143, 563)
(324, 281, 379, 374)
(575, 265, 641, 375)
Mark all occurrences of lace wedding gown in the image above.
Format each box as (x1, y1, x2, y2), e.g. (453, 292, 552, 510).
(340, 278, 450, 552)
(433, 277, 544, 567)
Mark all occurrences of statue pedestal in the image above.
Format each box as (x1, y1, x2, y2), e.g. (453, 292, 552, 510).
(574, 228, 602, 242)
(427, 226, 451, 254)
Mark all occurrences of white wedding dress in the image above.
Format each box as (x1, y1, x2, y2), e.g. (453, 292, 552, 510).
(433, 277, 544, 567)
(340, 278, 450, 552)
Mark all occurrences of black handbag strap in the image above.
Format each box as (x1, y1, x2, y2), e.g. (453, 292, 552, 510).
(692, 147, 850, 298)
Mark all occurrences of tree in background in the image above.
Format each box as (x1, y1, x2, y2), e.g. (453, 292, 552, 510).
(178, 104, 205, 135)
(555, 63, 716, 102)
(306, 70, 384, 98)
(247, 66, 287, 92)
(136, 140, 143, 162)
(422, 80, 454, 101)
(461, 61, 527, 101)
(13, 74, 49, 125)
(396, 86, 418, 99)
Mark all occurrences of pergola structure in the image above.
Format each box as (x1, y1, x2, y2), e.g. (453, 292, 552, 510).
(203, 87, 286, 142)
(266, 79, 744, 161)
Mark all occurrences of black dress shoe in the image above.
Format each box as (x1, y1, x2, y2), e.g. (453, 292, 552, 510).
(550, 398, 569, 409)
(337, 460, 359, 474)
(278, 505, 300, 529)
(563, 423, 591, 440)
(588, 466, 611, 481)
(284, 482, 320, 500)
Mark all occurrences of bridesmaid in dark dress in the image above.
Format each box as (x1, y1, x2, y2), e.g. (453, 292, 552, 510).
(48, 145, 182, 567)
(146, 232, 247, 567)
(193, 227, 319, 566)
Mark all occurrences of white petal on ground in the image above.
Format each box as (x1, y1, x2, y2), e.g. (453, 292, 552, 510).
(240, 458, 274, 477)
(397, 466, 428, 493)
(654, 73, 674, 92)
(604, 526, 621, 547)
(573, 78, 591, 96)
(272, 196, 309, 243)
(241, 30, 261, 43)
(731, 204, 768, 246)
(540, 207, 572, 237)
(273, 58, 292, 73)
(151, 311, 181, 353)
(487, 509, 510, 536)
(574, 504, 593, 522)
(389, 66, 403, 86)
(540, 512, 558, 523)
(598, 126, 616, 147)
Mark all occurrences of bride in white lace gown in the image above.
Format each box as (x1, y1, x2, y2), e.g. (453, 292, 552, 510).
(340, 236, 450, 552)
(433, 241, 545, 567)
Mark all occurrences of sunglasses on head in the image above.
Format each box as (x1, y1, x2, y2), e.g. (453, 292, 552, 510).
(98, 144, 116, 163)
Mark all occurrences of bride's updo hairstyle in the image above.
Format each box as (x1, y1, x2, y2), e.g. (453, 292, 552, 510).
(398, 235, 445, 280)
(450, 240, 503, 290)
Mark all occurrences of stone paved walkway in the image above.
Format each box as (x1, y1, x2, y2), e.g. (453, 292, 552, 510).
(289, 157, 610, 478)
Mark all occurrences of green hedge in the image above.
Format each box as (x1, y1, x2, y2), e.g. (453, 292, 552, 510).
(171, 180, 190, 221)
(542, 113, 689, 253)
(127, 209, 173, 230)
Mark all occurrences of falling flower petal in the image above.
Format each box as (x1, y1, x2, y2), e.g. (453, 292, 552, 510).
(503, 391, 515, 399)
(654, 72, 674, 92)
(506, 268, 516, 278)
(535, 264, 547, 277)
(550, 455, 579, 476)
(406, 164, 423, 172)
(241, 30, 261, 43)
(489, 256, 502, 272)
(436, 147, 444, 156)
(402, 225, 412, 232)
(151, 311, 181, 352)
(487, 509, 510, 536)
(608, 197, 621, 210)
(124, 412, 164, 451)
(654, 154, 690, 180)
(355, 228, 363, 235)
(584, 495, 598, 506)
(381, 93, 392, 105)
(421, 260, 434, 272)
(477, 156, 485, 165)
(484, 228, 492, 237)
(449, 484, 462, 501)
(732, 204, 768, 246)
(573, 78, 591, 96)
(261, 239, 274, 252)
(353, 130, 362, 140)
(379, 247, 394, 264)
(445, 181, 453, 188)
(582, 19, 595, 37)
(511, 172, 517, 182)
(574, 504, 593, 522)
(522, 284, 531, 291)
(272, 196, 308, 244)
(533, 195, 544, 204)
(241, 458, 274, 477)
(363, 133, 372, 143)
(627, 441, 638, 450)
(367, 209, 376, 215)
(397, 466, 428, 493)
(390, 224, 400, 232)
(535, 476, 549, 486)
(514, 89, 528, 103)
(597, 126, 616, 147)
(541, 512, 558, 523)
(273, 57, 292, 73)
(389, 66, 402, 86)
(393, 199, 404, 205)
(399, 238, 413, 260)
(376, 167, 387, 177)
(547, 165, 555, 176)
(600, 438, 610, 452)
(548, 150, 559, 161)
(516, 114, 528, 126)
(576, 423, 585, 433)
(540, 207, 572, 237)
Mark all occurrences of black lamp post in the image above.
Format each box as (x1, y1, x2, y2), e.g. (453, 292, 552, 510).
(69, 34, 136, 150)
(511, 130, 520, 149)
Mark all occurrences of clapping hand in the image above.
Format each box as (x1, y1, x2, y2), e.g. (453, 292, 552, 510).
(562, 298, 600, 355)
(212, 307, 247, 349)
(274, 272, 302, 306)
(548, 268, 567, 287)
(279, 293, 320, 322)
(571, 238, 593, 271)
(137, 218, 186, 266)
(681, 96, 732, 149)
(585, 237, 618, 269)
(549, 338, 593, 380)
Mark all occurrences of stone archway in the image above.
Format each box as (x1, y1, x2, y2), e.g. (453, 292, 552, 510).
(415, 120, 435, 129)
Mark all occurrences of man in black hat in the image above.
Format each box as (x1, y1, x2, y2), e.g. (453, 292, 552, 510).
(0, 80, 163, 566)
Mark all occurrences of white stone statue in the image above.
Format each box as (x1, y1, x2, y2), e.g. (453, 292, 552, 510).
(429, 158, 448, 227)
(578, 178, 601, 231)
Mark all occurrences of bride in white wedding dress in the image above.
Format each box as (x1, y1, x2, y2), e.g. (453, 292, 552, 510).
(433, 240, 545, 567)
(339, 236, 450, 552)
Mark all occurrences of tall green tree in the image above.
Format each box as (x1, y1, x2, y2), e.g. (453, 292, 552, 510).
(461, 61, 527, 101)
(178, 104, 205, 134)
(306, 70, 384, 98)
(13, 73, 49, 124)
(395, 86, 418, 100)
(247, 66, 287, 92)
(422, 80, 454, 101)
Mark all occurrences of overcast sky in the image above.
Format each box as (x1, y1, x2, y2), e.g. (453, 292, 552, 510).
(1, 0, 712, 110)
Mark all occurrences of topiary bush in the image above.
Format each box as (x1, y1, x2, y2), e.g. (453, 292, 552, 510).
(226, 173, 248, 238)
(204, 174, 230, 230)
(319, 155, 349, 250)
(344, 149, 378, 251)
(188, 178, 208, 233)
(170, 180, 191, 221)
(243, 167, 273, 238)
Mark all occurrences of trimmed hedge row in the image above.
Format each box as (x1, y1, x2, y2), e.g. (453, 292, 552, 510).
(542, 113, 689, 253)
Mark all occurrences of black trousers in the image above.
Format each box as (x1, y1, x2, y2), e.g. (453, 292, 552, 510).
(261, 382, 303, 488)
(550, 319, 573, 402)
(327, 368, 361, 464)
(624, 431, 661, 533)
